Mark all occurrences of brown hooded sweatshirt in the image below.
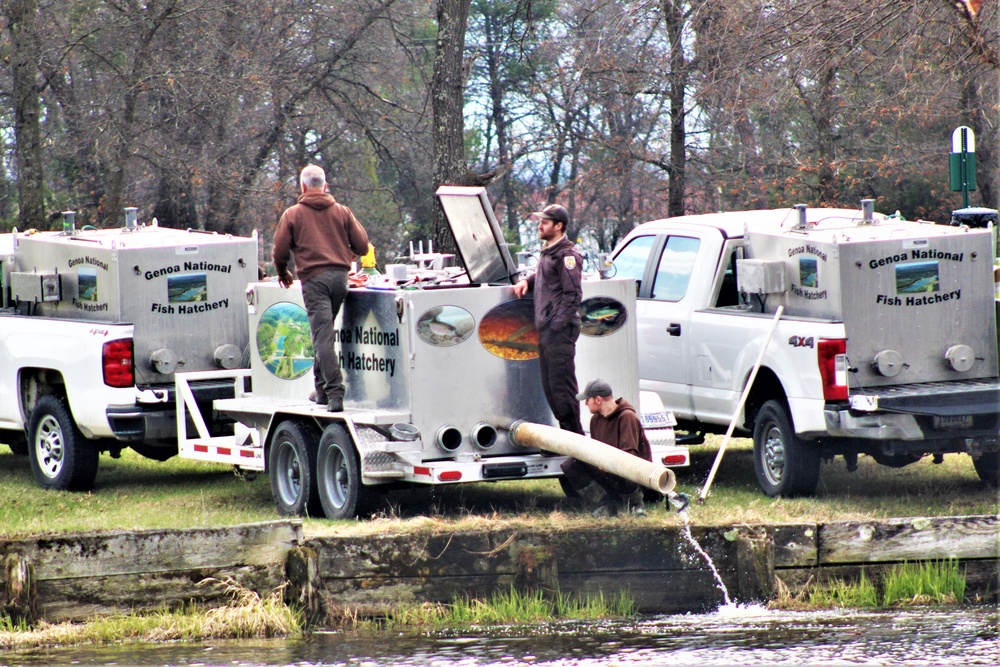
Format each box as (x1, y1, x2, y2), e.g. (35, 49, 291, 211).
(272, 191, 369, 283)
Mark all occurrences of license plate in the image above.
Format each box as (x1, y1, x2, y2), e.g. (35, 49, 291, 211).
(932, 415, 973, 429)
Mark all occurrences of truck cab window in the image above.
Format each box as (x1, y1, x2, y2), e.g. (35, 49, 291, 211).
(714, 247, 742, 307)
(651, 236, 700, 302)
(612, 235, 656, 289)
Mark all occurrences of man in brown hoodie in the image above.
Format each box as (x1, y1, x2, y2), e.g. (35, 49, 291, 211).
(273, 165, 369, 412)
(561, 378, 651, 516)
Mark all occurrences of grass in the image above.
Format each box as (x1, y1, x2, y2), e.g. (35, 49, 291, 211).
(363, 587, 635, 631)
(778, 559, 969, 610)
(882, 559, 967, 606)
(1, 434, 997, 539)
(0, 578, 301, 651)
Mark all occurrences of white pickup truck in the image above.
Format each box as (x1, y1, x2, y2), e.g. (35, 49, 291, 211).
(611, 204, 1000, 496)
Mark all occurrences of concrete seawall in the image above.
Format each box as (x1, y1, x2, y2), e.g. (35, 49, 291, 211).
(2, 515, 996, 624)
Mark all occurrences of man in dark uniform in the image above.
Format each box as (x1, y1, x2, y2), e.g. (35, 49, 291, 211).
(563, 378, 651, 517)
(273, 165, 369, 412)
(512, 204, 584, 435)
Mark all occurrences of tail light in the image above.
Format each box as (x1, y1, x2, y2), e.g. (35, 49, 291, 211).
(817, 338, 848, 401)
(103, 339, 134, 388)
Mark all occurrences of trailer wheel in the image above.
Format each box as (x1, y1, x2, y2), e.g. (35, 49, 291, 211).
(28, 395, 99, 491)
(752, 399, 820, 498)
(268, 420, 322, 517)
(971, 450, 1000, 488)
(317, 423, 373, 519)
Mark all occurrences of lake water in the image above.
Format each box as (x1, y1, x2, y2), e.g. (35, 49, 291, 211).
(3, 605, 996, 667)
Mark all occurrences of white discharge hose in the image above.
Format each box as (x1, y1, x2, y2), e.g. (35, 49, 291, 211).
(508, 421, 676, 495)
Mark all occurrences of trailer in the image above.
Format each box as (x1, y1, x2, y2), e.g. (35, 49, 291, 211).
(176, 187, 687, 518)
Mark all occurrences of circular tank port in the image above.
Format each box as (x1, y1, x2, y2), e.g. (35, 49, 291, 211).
(470, 422, 498, 449)
(435, 425, 463, 452)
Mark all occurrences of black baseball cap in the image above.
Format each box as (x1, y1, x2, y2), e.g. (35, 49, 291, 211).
(533, 204, 569, 227)
(576, 378, 613, 401)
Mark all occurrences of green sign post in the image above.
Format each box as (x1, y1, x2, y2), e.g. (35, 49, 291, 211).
(949, 126, 977, 208)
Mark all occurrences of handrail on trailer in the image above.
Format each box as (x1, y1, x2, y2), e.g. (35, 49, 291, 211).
(175, 369, 264, 470)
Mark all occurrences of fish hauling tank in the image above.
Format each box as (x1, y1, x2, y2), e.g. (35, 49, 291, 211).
(184, 186, 683, 519)
(3, 210, 258, 385)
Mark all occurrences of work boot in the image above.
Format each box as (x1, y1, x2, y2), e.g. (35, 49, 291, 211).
(625, 489, 647, 517)
(309, 391, 326, 405)
(591, 492, 619, 518)
(575, 480, 607, 511)
(327, 397, 344, 412)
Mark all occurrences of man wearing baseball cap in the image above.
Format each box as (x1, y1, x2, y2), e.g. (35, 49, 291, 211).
(560, 378, 652, 517)
(512, 204, 585, 435)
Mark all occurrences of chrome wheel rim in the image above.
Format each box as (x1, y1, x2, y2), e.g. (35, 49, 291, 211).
(274, 440, 302, 507)
(761, 424, 786, 487)
(321, 445, 348, 510)
(35, 415, 65, 479)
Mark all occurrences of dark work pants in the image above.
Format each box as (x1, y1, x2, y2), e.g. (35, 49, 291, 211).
(561, 458, 638, 497)
(301, 268, 349, 402)
(538, 324, 583, 435)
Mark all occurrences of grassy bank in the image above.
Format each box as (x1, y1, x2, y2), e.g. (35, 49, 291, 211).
(774, 559, 969, 609)
(0, 582, 632, 650)
(1, 559, 975, 651)
(1, 434, 996, 539)
(0, 578, 300, 651)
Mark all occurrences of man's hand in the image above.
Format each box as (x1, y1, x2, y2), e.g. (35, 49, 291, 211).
(278, 271, 294, 288)
(512, 279, 529, 298)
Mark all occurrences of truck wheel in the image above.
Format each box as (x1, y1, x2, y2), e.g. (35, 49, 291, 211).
(268, 420, 322, 517)
(752, 399, 820, 498)
(971, 451, 1000, 488)
(28, 395, 99, 491)
(317, 422, 373, 520)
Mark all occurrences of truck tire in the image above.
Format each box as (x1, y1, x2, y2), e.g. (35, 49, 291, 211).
(316, 422, 374, 520)
(752, 399, 820, 498)
(972, 451, 1000, 488)
(268, 420, 322, 517)
(28, 395, 100, 491)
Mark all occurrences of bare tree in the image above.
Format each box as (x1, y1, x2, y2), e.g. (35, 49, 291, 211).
(5, 0, 45, 228)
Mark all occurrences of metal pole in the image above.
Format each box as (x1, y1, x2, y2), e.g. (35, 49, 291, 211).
(697, 305, 784, 503)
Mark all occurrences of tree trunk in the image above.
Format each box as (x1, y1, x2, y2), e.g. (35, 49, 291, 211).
(663, 0, 688, 217)
(7, 0, 45, 229)
(964, 73, 998, 209)
(432, 0, 473, 251)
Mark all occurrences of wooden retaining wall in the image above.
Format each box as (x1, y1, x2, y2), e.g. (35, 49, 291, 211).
(0, 521, 301, 623)
(1, 515, 996, 624)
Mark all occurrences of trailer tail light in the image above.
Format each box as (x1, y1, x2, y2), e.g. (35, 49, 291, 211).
(438, 470, 462, 482)
(817, 338, 848, 401)
(662, 453, 688, 466)
(103, 339, 134, 388)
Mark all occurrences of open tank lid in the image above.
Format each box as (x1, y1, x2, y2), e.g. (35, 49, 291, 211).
(435, 185, 518, 285)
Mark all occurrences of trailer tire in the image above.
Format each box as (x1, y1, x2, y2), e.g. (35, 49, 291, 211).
(753, 399, 820, 498)
(28, 395, 99, 491)
(268, 420, 322, 517)
(317, 423, 373, 520)
(972, 451, 1000, 488)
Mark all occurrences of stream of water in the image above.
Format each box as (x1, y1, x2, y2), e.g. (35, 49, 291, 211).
(3, 605, 996, 667)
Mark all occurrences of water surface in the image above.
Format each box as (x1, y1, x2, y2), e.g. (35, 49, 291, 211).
(3, 606, 996, 666)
